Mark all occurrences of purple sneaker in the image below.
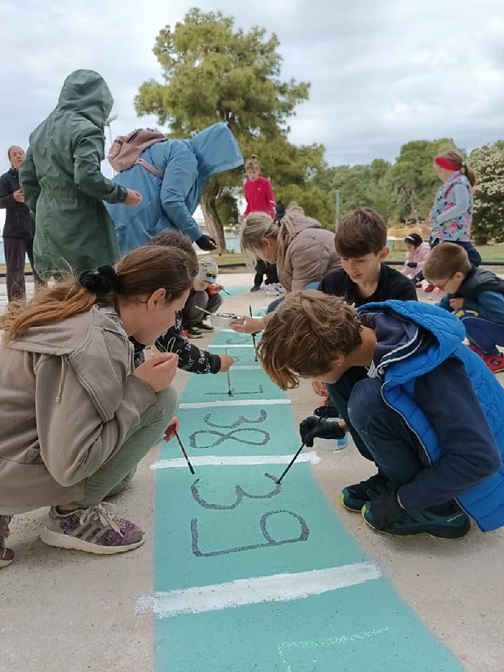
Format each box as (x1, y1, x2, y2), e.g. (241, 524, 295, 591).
(0, 515, 15, 568)
(40, 503, 145, 555)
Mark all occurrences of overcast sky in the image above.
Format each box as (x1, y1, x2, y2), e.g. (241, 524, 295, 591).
(1, 0, 503, 174)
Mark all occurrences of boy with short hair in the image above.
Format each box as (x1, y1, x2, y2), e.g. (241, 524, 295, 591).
(319, 208, 417, 305)
(424, 242, 504, 374)
(258, 290, 504, 539)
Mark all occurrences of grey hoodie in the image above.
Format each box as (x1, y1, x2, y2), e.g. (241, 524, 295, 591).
(0, 307, 157, 514)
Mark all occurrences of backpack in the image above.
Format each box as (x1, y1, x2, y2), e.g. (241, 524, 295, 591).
(108, 129, 165, 177)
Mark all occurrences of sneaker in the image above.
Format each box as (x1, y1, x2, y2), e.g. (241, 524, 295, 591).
(250, 285, 261, 292)
(40, 503, 145, 555)
(0, 515, 15, 568)
(195, 321, 214, 332)
(340, 472, 391, 512)
(362, 500, 471, 539)
(483, 353, 504, 374)
(424, 283, 436, 293)
(186, 326, 203, 339)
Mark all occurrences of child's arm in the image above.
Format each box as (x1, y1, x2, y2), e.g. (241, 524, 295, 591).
(436, 294, 454, 312)
(264, 179, 276, 218)
(156, 326, 222, 374)
(397, 357, 501, 512)
(461, 291, 504, 325)
(434, 183, 470, 225)
(242, 180, 252, 219)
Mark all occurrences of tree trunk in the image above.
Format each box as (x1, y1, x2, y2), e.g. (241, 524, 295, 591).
(201, 197, 226, 252)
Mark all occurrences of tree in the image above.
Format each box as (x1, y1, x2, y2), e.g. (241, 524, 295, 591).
(470, 144, 504, 244)
(135, 8, 311, 249)
(390, 139, 458, 221)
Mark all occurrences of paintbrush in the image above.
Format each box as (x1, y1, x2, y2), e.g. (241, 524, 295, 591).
(249, 305, 258, 362)
(225, 348, 233, 396)
(174, 431, 195, 475)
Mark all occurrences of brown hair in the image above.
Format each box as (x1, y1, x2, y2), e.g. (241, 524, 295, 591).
(148, 230, 199, 276)
(437, 149, 477, 187)
(240, 203, 308, 274)
(1, 246, 193, 345)
(423, 242, 471, 281)
(257, 290, 362, 390)
(245, 154, 260, 171)
(335, 208, 387, 257)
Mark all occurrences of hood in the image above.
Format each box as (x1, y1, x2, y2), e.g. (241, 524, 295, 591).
(358, 300, 466, 384)
(6, 307, 124, 357)
(188, 123, 243, 180)
(281, 208, 322, 240)
(56, 69, 113, 127)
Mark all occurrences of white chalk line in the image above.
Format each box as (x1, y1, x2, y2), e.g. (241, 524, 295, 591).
(135, 562, 381, 618)
(230, 365, 262, 371)
(151, 452, 320, 470)
(179, 398, 290, 409)
(210, 343, 254, 349)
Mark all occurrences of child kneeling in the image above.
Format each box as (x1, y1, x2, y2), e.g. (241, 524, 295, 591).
(258, 290, 504, 539)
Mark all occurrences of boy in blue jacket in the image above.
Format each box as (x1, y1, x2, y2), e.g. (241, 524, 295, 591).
(258, 290, 504, 539)
(424, 242, 504, 374)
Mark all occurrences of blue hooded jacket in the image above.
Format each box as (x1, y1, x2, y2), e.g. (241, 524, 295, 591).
(359, 300, 504, 531)
(105, 122, 243, 253)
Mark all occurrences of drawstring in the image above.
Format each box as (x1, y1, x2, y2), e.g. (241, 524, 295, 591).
(55, 357, 67, 403)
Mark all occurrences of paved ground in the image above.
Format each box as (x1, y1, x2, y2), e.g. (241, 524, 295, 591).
(1, 274, 504, 672)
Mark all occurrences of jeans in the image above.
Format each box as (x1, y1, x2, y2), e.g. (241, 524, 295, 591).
(431, 238, 482, 267)
(77, 387, 178, 507)
(327, 372, 427, 486)
(458, 311, 504, 355)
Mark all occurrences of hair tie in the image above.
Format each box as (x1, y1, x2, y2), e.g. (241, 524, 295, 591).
(79, 265, 120, 293)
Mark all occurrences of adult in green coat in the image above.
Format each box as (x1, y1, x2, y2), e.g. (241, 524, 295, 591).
(20, 69, 142, 277)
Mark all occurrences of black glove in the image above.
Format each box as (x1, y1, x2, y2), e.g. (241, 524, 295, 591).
(299, 416, 345, 447)
(367, 490, 403, 529)
(196, 234, 218, 251)
(406, 261, 418, 268)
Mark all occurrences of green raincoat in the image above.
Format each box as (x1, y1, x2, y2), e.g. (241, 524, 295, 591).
(20, 70, 127, 276)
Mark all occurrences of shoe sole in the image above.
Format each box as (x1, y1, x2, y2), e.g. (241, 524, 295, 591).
(40, 528, 146, 555)
(0, 556, 15, 568)
(361, 508, 471, 540)
(338, 491, 364, 513)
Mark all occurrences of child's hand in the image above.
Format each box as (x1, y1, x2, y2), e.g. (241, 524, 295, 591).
(449, 297, 464, 311)
(219, 354, 235, 372)
(311, 381, 328, 398)
(164, 416, 180, 442)
(135, 353, 179, 392)
(229, 316, 265, 334)
(207, 284, 223, 296)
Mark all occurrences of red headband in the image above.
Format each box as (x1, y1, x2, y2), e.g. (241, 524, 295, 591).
(435, 156, 461, 172)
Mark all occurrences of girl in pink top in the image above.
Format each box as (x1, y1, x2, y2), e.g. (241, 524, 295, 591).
(401, 233, 431, 280)
(242, 155, 276, 220)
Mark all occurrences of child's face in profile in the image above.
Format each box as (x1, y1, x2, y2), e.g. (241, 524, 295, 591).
(193, 278, 210, 292)
(341, 249, 387, 285)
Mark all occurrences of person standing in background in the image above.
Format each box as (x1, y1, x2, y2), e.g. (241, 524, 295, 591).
(240, 155, 279, 292)
(20, 69, 142, 278)
(0, 147, 41, 301)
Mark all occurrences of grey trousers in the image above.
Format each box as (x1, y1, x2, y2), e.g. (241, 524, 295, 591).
(182, 290, 223, 328)
(77, 387, 178, 507)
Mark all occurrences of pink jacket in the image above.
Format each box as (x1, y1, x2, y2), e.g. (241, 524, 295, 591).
(401, 242, 431, 279)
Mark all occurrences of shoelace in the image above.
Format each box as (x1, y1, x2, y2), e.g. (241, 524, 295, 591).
(79, 502, 122, 536)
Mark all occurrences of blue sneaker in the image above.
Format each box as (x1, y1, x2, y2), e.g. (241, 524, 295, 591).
(362, 501, 471, 539)
(340, 472, 390, 512)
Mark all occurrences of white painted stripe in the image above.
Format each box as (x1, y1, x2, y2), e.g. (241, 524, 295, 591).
(150, 452, 320, 470)
(136, 562, 381, 618)
(232, 365, 261, 371)
(209, 344, 254, 349)
(179, 398, 290, 409)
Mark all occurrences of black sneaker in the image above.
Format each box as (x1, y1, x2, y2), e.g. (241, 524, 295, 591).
(186, 326, 203, 339)
(340, 472, 391, 512)
(195, 321, 214, 332)
(362, 500, 471, 540)
(250, 285, 261, 292)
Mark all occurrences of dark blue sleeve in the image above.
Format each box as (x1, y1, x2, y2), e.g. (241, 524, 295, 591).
(398, 357, 501, 511)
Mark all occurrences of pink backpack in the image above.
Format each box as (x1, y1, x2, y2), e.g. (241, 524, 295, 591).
(108, 129, 165, 177)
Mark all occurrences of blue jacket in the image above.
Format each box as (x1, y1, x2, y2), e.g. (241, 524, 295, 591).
(359, 300, 504, 531)
(105, 123, 243, 253)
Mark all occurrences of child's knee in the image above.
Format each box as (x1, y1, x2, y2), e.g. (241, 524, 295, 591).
(143, 387, 178, 428)
(347, 378, 382, 430)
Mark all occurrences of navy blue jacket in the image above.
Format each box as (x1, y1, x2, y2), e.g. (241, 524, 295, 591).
(359, 300, 504, 531)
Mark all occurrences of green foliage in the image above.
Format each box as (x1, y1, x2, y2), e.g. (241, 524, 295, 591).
(470, 144, 504, 244)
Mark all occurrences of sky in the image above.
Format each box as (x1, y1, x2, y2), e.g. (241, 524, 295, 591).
(1, 0, 504, 174)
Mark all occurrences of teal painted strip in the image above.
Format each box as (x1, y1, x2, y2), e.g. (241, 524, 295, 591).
(151, 295, 465, 672)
